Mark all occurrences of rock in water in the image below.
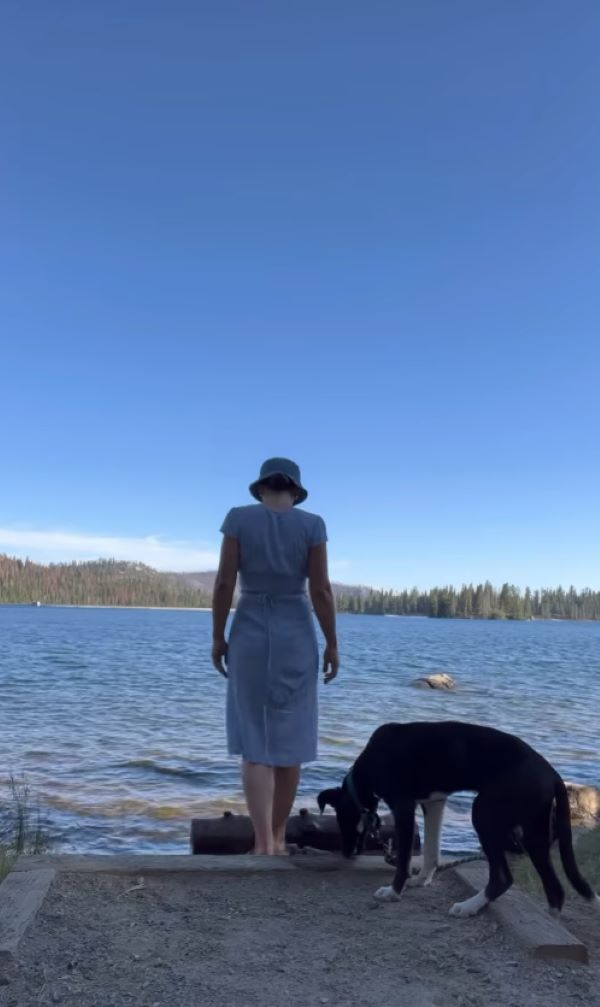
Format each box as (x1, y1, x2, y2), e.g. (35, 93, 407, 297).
(564, 782, 600, 825)
(411, 673, 456, 691)
(507, 781, 600, 852)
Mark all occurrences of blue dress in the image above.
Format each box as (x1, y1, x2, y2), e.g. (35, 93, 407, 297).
(220, 504, 327, 766)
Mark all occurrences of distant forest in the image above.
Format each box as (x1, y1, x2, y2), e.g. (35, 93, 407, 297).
(335, 583, 600, 620)
(0, 556, 212, 609)
(1, 555, 598, 620)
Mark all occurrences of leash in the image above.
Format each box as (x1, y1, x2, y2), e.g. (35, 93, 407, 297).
(344, 769, 381, 849)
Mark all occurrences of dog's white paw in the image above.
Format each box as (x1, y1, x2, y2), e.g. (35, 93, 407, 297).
(449, 890, 489, 918)
(374, 885, 401, 902)
(449, 899, 479, 918)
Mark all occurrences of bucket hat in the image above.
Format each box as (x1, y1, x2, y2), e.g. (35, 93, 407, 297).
(249, 457, 308, 505)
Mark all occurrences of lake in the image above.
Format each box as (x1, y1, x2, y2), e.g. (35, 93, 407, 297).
(0, 606, 598, 854)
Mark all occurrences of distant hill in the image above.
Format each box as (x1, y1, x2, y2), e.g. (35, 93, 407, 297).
(166, 570, 216, 594)
(167, 569, 370, 600)
(0, 555, 213, 608)
(0, 555, 368, 609)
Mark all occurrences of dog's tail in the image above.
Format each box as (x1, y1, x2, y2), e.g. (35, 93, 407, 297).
(554, 776, 596, 901)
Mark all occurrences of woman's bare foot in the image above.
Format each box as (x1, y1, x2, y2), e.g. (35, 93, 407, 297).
(248, 840, 287, 855)
(273, 826, 289, 855)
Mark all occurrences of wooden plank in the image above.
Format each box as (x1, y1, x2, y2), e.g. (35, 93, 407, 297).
(292, 853, 461, 871)
(453, 861, 589, 965)
(0, 869, 56, 965)
(12, 855, 296, 874)
(12, 853, 394, 874)
(12, 852, 460, 876)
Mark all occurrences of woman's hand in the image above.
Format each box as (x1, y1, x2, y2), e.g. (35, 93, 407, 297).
(212, 638, 228, 677)
(323, 644, 339, 684)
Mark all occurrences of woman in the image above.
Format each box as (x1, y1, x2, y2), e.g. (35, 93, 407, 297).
(211, 457, 339, 855)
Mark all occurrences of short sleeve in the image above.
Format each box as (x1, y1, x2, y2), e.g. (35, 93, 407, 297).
(220, 508, 240, 539)
(309, 515, 327, 547)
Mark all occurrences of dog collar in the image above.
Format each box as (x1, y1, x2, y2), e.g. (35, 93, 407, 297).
(344, 765, 376, 821)
(344, 769, 365, 815)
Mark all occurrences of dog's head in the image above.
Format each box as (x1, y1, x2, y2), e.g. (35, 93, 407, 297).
(318, 780, 380, 858)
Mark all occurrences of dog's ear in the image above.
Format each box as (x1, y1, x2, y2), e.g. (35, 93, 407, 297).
(317, 788, 341, 813)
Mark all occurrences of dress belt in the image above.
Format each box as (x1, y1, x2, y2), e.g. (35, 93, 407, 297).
(240, 591, 307, 602)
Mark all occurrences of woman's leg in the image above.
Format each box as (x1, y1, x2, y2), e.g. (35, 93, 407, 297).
(272, 765, 301, 853)
(242, 761, 275, 854)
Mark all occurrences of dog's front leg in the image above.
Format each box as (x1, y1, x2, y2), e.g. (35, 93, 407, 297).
(374, 799, 415, 903)
(407, 799, 446, 887)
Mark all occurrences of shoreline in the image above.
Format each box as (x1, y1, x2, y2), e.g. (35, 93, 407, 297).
(0, 603, 213, 612)
(0, 602, 598, 621)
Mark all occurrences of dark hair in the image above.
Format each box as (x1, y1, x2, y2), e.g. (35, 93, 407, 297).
(260, 474, 297, 493)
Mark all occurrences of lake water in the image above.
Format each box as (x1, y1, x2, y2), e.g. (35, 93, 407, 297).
(1, 606, 599, 855)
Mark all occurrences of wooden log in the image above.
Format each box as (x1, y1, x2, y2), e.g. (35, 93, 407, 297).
(190, 808, 421, 856)
(453, 861, 589, 964)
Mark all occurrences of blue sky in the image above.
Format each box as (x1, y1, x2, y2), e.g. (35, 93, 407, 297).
(1, 2, 599, 589)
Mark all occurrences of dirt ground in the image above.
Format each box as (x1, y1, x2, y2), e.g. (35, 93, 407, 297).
(1, 865, 599, 1007)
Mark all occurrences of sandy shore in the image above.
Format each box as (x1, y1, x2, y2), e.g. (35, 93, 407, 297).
(1, 865, 599, 1007)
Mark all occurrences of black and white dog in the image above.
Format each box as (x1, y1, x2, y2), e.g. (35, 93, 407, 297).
(318, 721, 600, 918)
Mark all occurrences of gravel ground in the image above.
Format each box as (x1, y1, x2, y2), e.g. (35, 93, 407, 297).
(1, 865, 599, 1007)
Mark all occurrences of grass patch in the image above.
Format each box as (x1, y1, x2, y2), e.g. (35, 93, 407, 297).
(0, 776, 49, 881)
(511, 825, 600, 902)
(0, 848, 12, 883)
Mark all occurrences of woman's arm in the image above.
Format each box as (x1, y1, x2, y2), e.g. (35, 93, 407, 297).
(211, 536, 239, 675)
(308, 542, 339, 683)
